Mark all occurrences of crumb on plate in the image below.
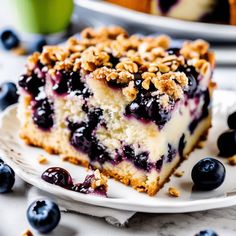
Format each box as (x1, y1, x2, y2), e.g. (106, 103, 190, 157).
(37, 155, 48, 165)
(22, 229, 33, 236)
(228, 155, 236, 166)
(168, 187, 180, 197)
(174, 170, 185, 177)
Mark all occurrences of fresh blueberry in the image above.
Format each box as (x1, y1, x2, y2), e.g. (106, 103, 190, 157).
(0, 29, 20, 50)
(0, 162, 15, 193)
(0, 82, 19, 111)
(27, 200, 61, 234)
(227, 111, 236, 129)
(41, 167, 73, 189)
(158, 0, 178, 14)
(33, 99, 54, 130)
(217, 130, 236, 157)
(33, 37, 47, 53)
(0, 159, 3, 164)
(191, 158, 225, 190)
(195, 229, 218, 236)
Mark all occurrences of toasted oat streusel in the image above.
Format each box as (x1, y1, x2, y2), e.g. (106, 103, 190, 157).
(168, 187, 180, 197)
(26, 26, 211, 104)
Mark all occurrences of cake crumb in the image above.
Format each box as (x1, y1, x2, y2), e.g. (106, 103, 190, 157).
(228, 155, 236, 166)
(168, 187, 180, 197)
(196, 140, 206, 149)
(37, 155, 48, 165)
(174, 170, 185, 177)
(22, 229, 33, 236)
(12, 46, 27, 56)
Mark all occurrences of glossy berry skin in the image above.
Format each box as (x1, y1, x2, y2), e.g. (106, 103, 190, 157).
(191, 158, 225, 191)
(34, 37, 47, 52)
(0, 162, 15, 193)
(27, 200, 61, 234)
(195, 229, 218, 236)
(227, 111, 236, 129)
(0, 159, 3, 164)
(0, 82, 19, 111)
(41, 167, 73, 189)
(217, 130, 236, 157)
(0, 29, 20, 50)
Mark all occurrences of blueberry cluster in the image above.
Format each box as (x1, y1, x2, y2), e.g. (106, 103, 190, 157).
(51, 70, 91, 98)
(69, 108, 111, 164)
(125, 74, 174, 128)
(217, 111, 236, 157)
(123, 145, 151, 171)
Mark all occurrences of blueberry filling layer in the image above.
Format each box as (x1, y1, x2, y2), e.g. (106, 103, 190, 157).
(41, 167, 107, 196)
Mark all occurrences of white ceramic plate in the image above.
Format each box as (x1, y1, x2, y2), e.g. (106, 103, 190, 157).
(75, 0, 236, 42)
(0, 90, 236, 213)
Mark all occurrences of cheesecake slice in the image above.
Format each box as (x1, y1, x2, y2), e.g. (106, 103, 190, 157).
(18, 26, 215, 196)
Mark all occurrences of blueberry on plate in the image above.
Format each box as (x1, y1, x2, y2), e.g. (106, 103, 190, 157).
(27, 200, 61, 234)
(32, 37, 47, 53)
(217, 130, 236, 157)
(191, 158, 225, 191)
(195, 229, 218, 236)
(227, 111, 236, 130)
(0, 162, 15, 193)
(0, 82, 19, 111)
(0, 29, 20, 50)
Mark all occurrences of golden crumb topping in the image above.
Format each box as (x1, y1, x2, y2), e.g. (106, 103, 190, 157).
(168, 187, 180, 197)
(26, 26, 212, 102)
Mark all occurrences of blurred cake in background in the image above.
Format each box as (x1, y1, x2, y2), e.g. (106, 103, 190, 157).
(106, 0, 235, 25)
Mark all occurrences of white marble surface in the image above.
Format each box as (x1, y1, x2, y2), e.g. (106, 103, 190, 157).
(1, 3, 236, 236)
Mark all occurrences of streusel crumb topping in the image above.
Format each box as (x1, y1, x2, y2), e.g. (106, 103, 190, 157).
(26, 26, 211, 102)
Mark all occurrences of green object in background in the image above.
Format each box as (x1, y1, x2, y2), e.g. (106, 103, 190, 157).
(10, 0, 74, 34)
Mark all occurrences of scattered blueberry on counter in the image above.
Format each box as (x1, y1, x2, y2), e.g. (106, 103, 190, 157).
(191, 158, 225, 190)
(217, 130, 236, 157)
(195, 229, 218, 236)
(0, 82, 19, 111)
(227, 111, 236, 130)
(31, 37, 47, 53)
(0, 160, 15, 193)
(0, 29, 20, 50)
(27, 200, 61, 234)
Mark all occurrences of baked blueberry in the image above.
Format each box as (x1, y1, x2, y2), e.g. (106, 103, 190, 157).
(27, 200, 61, 234)
(18, 74, 45, 96)
(195, 229, 218, 236)
(41, 167, 73, 189)
(227, 111, 236, 130)
(0, 162, 15, 193)
(0, 82, 19, 111)
(133, 152, 149, 170)
(187, 73, 198, 97)
(217, 130, 236, 157)
(191, 158, 225, 190)
(0, 29, 20, 50)
(33, 99, 54, 130)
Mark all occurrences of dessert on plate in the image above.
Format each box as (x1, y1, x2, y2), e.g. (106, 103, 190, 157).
(106, 0, 236, 25)
(18, 26, 215, 196)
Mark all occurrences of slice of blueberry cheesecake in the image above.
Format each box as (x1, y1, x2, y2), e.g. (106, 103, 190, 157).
(18, 26, 215, 196)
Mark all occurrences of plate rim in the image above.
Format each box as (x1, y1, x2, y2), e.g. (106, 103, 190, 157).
(1, 90, 236, 213)
(75, 0, 236, 41)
